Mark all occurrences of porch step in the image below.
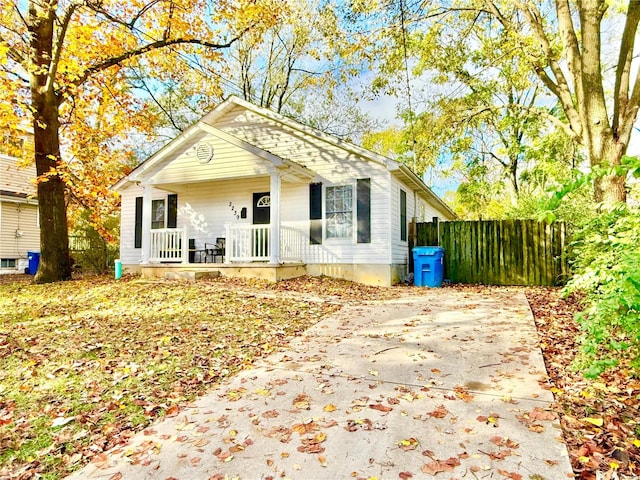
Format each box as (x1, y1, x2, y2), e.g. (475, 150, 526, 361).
(164, 270, 221, 281)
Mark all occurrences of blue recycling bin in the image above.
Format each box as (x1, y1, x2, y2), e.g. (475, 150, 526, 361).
(412, 246, 444, 287)
(27, 251, 40, 275)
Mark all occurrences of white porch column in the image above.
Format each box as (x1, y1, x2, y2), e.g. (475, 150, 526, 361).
(181, 227, 188, 264)
(224, 224, 231, 264)
(141, 183, 152, 264)
(270, 173, 281, 264)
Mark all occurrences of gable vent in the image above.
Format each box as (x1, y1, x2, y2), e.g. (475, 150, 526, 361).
(196, 142, 214, 164)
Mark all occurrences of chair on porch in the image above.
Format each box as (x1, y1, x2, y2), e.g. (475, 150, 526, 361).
(204, 237, 225, 263)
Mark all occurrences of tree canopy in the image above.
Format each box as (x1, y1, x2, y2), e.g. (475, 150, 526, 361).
(0, 0, 283, 282)
(363, 0, 640, 209)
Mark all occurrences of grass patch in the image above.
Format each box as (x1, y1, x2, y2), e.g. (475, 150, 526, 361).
(0, 275, 382, 479)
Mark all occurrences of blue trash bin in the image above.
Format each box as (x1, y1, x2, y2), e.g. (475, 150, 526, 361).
(412, 246, 444, 287)
(27, 251, 40, 275)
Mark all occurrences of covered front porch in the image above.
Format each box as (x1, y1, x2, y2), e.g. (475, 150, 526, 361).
(128, 121, 317, 269)
(133, 164, 316, 273)
(146, 223, 307, 265)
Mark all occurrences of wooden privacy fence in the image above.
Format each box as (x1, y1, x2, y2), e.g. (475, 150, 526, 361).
(411, 219, 568, 286)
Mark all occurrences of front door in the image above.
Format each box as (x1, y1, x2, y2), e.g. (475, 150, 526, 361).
(253, 192, 270, 225)
(252, 192, 270, 258)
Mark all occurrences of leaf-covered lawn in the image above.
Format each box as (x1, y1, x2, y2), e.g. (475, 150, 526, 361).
(0, 275, 400, 479)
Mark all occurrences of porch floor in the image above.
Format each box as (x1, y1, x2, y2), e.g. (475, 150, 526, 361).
(133, 262, 307, 283)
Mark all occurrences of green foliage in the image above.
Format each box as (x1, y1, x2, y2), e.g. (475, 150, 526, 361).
(68, 210, 119, 274)
(447, 130, 591, 222)
(566, 204, 640, 377)
(553, 153, 640, 376)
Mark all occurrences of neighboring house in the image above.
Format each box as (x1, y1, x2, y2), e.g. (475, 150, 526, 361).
(0, 132, 39, 274)
(115, 96, 455, 286)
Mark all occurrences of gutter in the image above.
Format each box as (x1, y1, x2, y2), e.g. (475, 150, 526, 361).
(392, 164, 457, 219)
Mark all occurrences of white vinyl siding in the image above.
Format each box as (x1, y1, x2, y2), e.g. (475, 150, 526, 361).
(150, 136, 273, 185)
(0, 150, 39, 264)
(0, 201, 39, 259)
(215, 108, 392, 265)
(0, 154, 36, 197)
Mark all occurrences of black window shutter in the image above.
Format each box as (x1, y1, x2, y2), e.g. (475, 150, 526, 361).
(167, 194, 178, 228)
(357, 178, 371, 243)
(134, 196, 143, 248)
(309, 182, 322, 245)
(400, 189, 407, 241)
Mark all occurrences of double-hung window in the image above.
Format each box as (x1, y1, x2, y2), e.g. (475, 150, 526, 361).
(326, 185, 353, 239)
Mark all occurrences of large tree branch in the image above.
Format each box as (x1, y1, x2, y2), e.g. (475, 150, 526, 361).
(613, 0, 640, 132)
(555, 0, 583, 105)
(619, 65, 640, 146)
(487, 0, 583, 139)
(46, 2, 79, 95)
(578, 0, 609, 132)
(514, 3, 577, 113)
(63, 32, 247, 99)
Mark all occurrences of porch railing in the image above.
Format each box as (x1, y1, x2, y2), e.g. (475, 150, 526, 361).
(148, 225, 304, 265)
(226, 224, 270, 262)
(150, 227, 187, 262)
(280, 225, 305, 262)
(225, 224, 306, 263)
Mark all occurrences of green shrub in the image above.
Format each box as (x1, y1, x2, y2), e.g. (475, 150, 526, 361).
(566, 203, 640, 377)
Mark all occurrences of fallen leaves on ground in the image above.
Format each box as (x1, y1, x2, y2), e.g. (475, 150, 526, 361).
(0, 274, 370, 479)
(526, 287, 640, 480)
(420, 456, 460, 475)
(2, 276, 639, 479)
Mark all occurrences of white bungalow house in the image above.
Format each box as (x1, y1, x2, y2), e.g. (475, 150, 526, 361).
(114, 96, 455, 286)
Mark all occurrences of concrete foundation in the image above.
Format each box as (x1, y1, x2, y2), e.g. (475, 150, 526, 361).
(125, 262, 406, 286)
(129, 263, 306, 283)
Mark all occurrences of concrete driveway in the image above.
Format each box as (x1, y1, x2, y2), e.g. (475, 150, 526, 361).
(68, 288, 572, 479)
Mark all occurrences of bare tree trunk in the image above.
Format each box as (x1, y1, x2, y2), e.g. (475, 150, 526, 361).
(593, 139, 627, 204)
(576, 0, 629, 204)
(29, 3, 72, 283)
(32, 98, 72, 283)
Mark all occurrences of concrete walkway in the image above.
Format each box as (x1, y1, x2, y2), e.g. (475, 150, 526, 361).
(68, 288, 572, 479)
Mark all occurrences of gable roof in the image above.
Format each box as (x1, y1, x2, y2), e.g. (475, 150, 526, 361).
(113, 96, 455, 218)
